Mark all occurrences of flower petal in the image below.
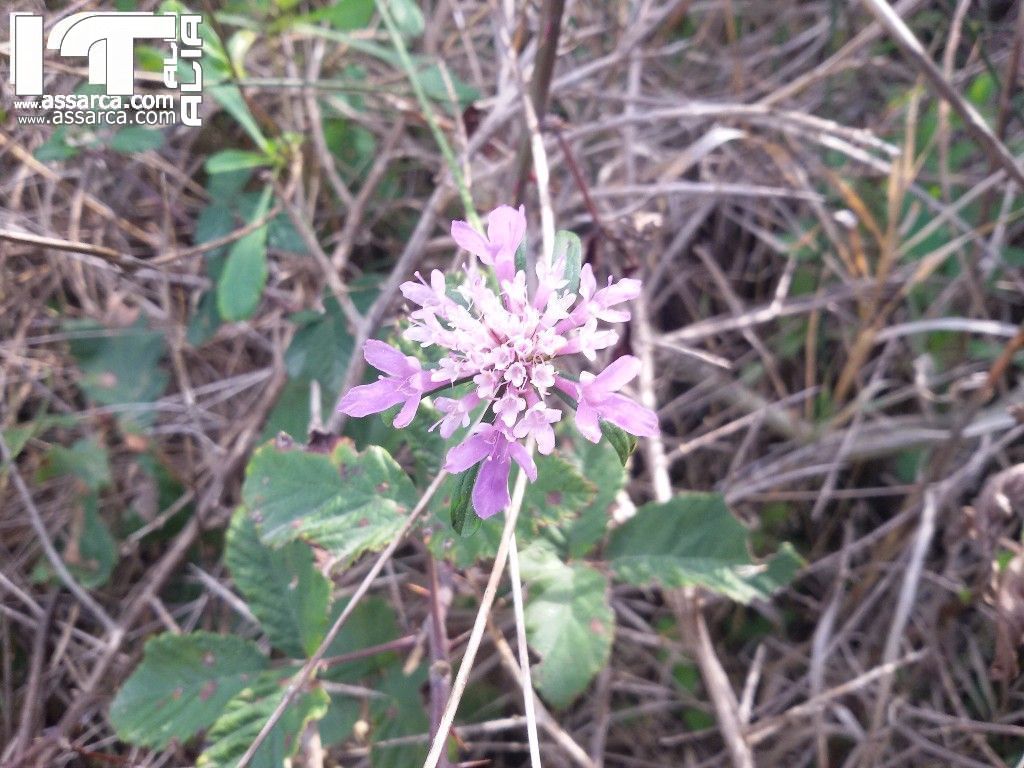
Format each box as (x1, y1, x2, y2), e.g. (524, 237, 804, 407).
(591, 355, 641, 398)
(337, 379, 405, 417)
(362, 340, 416, 378)
(575, 398, 602, 443)
(451, 220, 492, 263)
(598, 393, 660, 437)
(443, 433, 492, 474)
(486, 205, 526, 256)
(473, 456, 512, 518)
(508, 440, 539, 479)
(393, 394, 421, 429)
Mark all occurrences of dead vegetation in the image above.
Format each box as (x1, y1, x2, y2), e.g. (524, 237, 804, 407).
(4, 0, 1024, 766)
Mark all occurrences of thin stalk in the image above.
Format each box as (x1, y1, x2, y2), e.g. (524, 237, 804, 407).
(374, 0, 480, 229)
(508, 532, 543, 768)
(422, 438, 535, 768)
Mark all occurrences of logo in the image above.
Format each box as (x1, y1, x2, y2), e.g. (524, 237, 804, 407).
(8, 11, 203, 127)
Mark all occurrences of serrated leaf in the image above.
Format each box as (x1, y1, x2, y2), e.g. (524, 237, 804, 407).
(243, 440, 418, 565)
(607, 493, 799, 604)
(449, 463, 482, 536)
(523, 454, 596, 533)
(600, 421, 637, 466)
(225, 509, 330, 658)
(520, 543, 613, 709)
(110, 633, 267, 749)
(553, 230, 582, 295)
(217, 186, 271, 322)
(564, 433, 625, 557)
(197, 673, 329, 768)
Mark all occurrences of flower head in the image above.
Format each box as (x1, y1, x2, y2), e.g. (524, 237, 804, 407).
(338, 206, 659, 519)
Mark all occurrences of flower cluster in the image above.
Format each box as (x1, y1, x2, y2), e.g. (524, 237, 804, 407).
(339, 205, 659, 518)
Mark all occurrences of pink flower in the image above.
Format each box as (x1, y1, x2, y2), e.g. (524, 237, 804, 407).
(450, 205, 526, 283)
(563, 356, 660, 443)
(338, 205, 660, 520)
(444, 425, 538, 518)
(338, 340, 440, 428)
(513, 403, 562, 455)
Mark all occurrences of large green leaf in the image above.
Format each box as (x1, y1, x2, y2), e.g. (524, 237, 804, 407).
(110, 633, 267, 749)
(606, 493, 801, 604)
(563, 434, 624, 558)
(225, 509, 330, 658)
(243, 440, 418, 564)
(427, 454, 594, 568)
(197, 673, 329, 768)
(520, 543, 613, 709)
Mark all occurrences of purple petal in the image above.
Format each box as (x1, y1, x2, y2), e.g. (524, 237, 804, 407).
(451, 220, 492, 263)
(578, 263, 596, 300)
(337, 379, 405, 417)
(575, 399, 602, 443)
(486, 205, 526, 256)
(363, 340, 416, 378)
(508, 440, 538, 480)
(591, 356, 641, 398)
(443, 433, 492, 474)
(473, 456, 512, 518)
(534, 424, 556, 456)
(393, 394, 421, 429)
(599, 393, 660, 437)
(595, 277, 641, 307)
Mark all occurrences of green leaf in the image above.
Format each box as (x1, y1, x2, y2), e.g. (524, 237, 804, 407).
(225, 509, 330, 658)
(217, 186, 271, 321)
(242, 440, 418, 565)
(67, 319, 168, 429)
(387, 0, 425, 38)
(205, 149, 272, 175)
(108, 126, 165, 154)
(323, 597, 400, 682)
(449, 464, 482, 537)
(429, 454, 593, 567)
(563, 433, 625, 558)
(71, 494, 118, 588)
(553, 230, 583, 295)
(198, 673, 329, 768)
(522, 454, 596, 533)
(520, 543, 614, 709)
(209, 84, 271, 154)
(37, 437, 110, 491)
(370, 664, 430, 768)
(600, 421, 637, 466)
(110, 633, 267, 749)
(607, 493, 799, 604)
(310, 0, 375, 30)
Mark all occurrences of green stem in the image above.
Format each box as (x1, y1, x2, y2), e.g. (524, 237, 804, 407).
(374, 0, 481, 230)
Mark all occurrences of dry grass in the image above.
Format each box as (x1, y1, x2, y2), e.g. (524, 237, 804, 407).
(4, 0, 1024, 766)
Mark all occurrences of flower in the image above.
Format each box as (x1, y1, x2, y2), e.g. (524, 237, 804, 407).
(337, 340, 440, 428)
(338, 205, 659, 519)
(558, 356, 660, 443)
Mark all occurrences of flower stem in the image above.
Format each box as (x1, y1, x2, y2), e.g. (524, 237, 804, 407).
(374, 0, 481, 230)
(422, 437, 535, 768)
(508, 531, 543, 768)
